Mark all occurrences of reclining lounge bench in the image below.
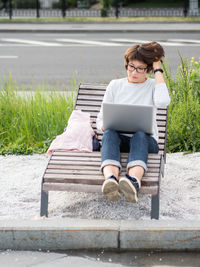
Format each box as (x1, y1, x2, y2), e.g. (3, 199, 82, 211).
(40, 83, 168, 219)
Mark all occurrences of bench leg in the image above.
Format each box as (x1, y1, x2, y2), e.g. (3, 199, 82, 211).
(151, 194, 159, 220)
(40, 190, 49, 217)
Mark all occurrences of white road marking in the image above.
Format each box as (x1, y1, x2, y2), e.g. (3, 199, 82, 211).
(56, 38, 122, 46)
(110, 39, 151, 43)
(167, 38, 200, 44)
(110, 38, 200, 46)
(0, 56, 18, 59)
(0, 44, 32, 47)
(1, 38, 64, 47)
(1, 38, 200, 47)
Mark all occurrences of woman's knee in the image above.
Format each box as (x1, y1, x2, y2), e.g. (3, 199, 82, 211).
(132, 130, 146, 140)
(102, 129, 119, 142)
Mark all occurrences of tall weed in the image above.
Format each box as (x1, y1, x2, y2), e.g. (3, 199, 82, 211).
(0, 78, 75, 154)
(165, 56, 200, 152)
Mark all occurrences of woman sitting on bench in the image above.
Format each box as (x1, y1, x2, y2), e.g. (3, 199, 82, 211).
(96, 41, 170, 203)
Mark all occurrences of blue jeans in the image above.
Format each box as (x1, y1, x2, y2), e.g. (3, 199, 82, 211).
(101, 129, 159, 172)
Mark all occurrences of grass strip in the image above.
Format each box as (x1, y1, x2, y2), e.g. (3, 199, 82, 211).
(0, 78, 76, 155)
(0, 17, 200, 23)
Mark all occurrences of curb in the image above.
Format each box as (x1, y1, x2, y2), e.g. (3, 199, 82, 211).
(0, 22, 200, 33)
(1, 219, 200, 251)
(0, 29, 200, 33)
(1, 30, 200, 33)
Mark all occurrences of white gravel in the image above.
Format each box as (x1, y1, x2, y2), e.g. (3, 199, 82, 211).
(1, 152, 200, 221)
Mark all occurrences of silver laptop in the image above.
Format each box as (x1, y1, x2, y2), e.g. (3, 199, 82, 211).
(103, 103, 154, 134)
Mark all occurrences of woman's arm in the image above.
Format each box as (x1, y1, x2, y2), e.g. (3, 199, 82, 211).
(153, 61, 165, 84)
(153, 61, 170, 107)
(96, 80, 114, 132)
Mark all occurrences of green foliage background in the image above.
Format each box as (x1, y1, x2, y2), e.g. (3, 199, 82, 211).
(164, 56, 200, 153)
(0, 79, 75, 155)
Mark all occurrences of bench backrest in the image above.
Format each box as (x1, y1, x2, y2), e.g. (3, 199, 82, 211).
(75, 83, 168, 160)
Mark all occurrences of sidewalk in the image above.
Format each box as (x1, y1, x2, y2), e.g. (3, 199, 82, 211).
(1, 219, 200, 251)
(0, 22, 200, 33)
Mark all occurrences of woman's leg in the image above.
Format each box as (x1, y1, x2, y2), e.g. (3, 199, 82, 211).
(127, 131, 159, 179)
(101, 129, 122, 201)
(119, 131, 158, 202)
(101, 129, 122, 179)
(103, 165, 120, 180)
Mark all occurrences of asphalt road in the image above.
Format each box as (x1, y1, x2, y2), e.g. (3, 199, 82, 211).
(0, 31, 200, 90)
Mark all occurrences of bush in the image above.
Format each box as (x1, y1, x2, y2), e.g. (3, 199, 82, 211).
(52, 0, 77, 8)
(100, 0, 110, 16)
(14, 0, 40, 9)
(164, 56, 200, 153)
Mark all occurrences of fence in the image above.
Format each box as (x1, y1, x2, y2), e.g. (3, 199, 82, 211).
(0, 7, 199, 19)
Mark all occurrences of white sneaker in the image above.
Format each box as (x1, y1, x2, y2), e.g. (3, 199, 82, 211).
(119, 174, 139, 203)
(102, 175, 121, 201)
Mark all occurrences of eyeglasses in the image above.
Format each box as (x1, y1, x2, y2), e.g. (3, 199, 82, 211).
(127, 64, 147, 74)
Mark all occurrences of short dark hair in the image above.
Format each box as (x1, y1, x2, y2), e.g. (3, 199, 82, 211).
(124, 42, 165, 73)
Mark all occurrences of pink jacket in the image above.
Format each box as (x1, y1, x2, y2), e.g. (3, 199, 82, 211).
(47, 110, 95, 155)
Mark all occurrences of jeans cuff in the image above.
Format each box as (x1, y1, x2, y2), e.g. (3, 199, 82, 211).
(127, 160, 148, 172)
(100, 159, 122, 173)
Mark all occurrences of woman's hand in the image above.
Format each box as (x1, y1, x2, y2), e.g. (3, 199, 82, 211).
(153, 60, 161, 70)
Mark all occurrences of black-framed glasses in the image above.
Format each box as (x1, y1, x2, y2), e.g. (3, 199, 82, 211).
(127, 64, 147, 74)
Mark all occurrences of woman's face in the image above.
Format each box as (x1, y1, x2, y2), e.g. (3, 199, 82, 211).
(127, 59, 148, 83)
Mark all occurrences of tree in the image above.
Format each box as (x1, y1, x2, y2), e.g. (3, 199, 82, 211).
(100, 0, 111, 16)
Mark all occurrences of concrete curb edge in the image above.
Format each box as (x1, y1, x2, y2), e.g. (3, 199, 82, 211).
(0, 219, 200, 251)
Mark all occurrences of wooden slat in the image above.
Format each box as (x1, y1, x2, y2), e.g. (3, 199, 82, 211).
(44, 177, 158, 187)
(51, 155, 161, 164)
(93, 123, 166, 132)
(78, 89, 105, 96)
(76, 105, 101, 112)
(45, 169, 160, 182)
(76, 99, 167, 116)
(45, 170, 160, 177)
(48, 164, 101, 170)
(52, 151, 161, 159)
(47, 163, 160, 171)
(45, 165, 159, 178)
(52, 151, 101, 157)
(49, 160, 161, 169)
(49, 161, 162, 166)
(76, 100, 102, 106)
(44, 167, 160, 180)
(95, 131, 166, 138)
(84, 111, 167, 122)
(75, 106, 167, 119)
(43, 182, 101, 193)
(49, 160, 101, 166)
(79, 84, 107, 90)
(46, 169, 160, 176)
(43, 183, 158, 195)
(78, 95, 104, 101)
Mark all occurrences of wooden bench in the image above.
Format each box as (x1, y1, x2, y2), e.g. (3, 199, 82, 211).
(40, 83, 168, 219)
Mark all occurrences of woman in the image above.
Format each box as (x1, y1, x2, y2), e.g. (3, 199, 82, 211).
(96, 42, 170, 203)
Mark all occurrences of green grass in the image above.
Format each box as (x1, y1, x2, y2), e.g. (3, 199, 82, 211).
(0, 16, 200, 23)
(164, 56, 200, 153)
(0, 78, 76, 155)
